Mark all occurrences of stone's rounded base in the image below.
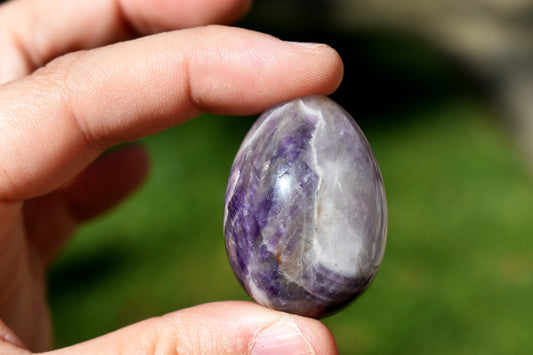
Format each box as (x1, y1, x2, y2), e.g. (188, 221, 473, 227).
(223, 95, 387, 318)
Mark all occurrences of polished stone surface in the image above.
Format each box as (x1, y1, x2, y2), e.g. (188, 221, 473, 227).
(223, 95, 387, 318)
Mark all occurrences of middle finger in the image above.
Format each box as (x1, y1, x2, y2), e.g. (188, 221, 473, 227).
(0, 0, 252, 81)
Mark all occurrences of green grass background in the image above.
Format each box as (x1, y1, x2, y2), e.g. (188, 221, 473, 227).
(47, 19, 533, 355)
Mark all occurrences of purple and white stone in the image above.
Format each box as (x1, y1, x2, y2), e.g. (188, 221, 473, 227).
(223, 95, 387, 318)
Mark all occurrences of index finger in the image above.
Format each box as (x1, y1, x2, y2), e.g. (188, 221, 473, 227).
(0, 25, 343, 201)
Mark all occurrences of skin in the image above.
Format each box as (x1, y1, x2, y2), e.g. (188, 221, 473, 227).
(0, 0, 344, 353)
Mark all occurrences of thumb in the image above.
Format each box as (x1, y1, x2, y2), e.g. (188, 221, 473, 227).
(43, 301, 338, 355)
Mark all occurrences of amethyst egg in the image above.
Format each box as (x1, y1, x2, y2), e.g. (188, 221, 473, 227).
(223, 95, 387, 318)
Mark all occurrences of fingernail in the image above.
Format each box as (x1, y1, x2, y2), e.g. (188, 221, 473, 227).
(287, 41, 326, 50)
(252, 320, 315, 355)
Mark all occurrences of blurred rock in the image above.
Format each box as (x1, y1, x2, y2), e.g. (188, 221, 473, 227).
(245, 0, 533, 165)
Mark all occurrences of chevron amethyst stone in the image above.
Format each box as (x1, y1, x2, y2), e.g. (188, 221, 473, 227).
(223, 95, 387, 318)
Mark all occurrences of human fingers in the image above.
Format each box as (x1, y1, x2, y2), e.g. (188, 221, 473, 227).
(60, 144, 150, 223)
(0, 25, 344, 201)
(43, 301, 339, 354)
(0, 0, 251, 81)
(0, 319, 28, 353)
(24, 144, 150, 264)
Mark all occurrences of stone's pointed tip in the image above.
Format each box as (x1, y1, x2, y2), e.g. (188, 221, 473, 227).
(224, 95, 387, 318)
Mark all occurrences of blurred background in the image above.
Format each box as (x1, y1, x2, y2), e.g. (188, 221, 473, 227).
(47, 0, 533, 354)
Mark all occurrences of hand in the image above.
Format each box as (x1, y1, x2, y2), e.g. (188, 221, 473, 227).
(0, 0, 343, 353)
